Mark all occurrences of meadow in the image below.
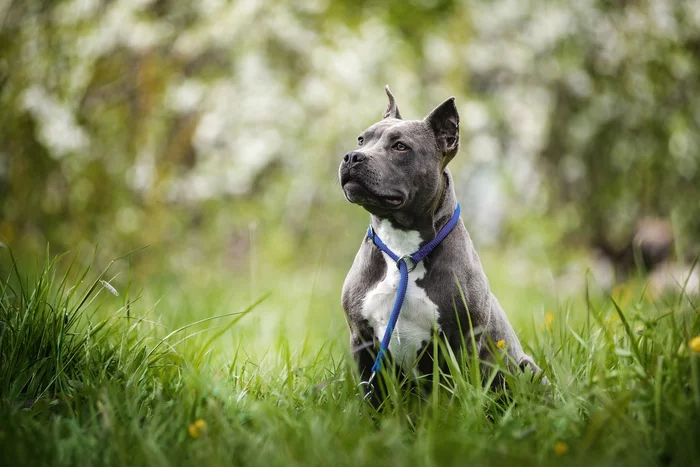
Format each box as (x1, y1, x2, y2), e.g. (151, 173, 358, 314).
(1, 244, 699, 467)
(3, 3, 700, 465)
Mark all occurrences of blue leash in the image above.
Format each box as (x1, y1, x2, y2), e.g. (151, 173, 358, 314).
(360, 204, 461, 398)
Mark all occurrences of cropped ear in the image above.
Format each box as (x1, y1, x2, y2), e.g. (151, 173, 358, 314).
(425, 97, 459, 163)
(383, 85, 402, 120)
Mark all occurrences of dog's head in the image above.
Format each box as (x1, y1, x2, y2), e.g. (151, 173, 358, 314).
(339, 86, 459, 221)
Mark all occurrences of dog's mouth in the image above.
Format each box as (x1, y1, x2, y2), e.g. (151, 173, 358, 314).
(342, 180, 404, 208)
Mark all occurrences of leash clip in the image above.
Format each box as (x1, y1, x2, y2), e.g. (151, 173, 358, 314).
(358, 371, 376, 401)
(396, 255, 417, 273)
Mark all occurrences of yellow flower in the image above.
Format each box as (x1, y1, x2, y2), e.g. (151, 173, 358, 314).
(554, 441, 569, 456)
(496, 340, 506, 349)
(545, 312, 555, 331)
(188, 419, 207, 439)
(690, 336, 700, 353)
(635, 324, 645, 335)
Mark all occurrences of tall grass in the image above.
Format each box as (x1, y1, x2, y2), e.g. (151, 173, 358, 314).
(0, 249, 699, 466)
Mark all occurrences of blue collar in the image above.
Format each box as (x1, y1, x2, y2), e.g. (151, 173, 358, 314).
(361, 204, 461, 395)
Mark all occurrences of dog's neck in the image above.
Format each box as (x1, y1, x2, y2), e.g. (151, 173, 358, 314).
(370, 169, 457, 241)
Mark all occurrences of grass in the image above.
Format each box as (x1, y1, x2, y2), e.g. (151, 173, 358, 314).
(1, 248, 699, 467)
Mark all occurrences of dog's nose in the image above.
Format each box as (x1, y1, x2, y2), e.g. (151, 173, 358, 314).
(343, 151, 366, 166)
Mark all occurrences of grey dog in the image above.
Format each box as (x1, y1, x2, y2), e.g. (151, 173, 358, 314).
(339, 87, 544, 400)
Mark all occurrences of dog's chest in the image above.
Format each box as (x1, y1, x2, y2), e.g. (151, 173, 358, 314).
(361, 221, 440, 369)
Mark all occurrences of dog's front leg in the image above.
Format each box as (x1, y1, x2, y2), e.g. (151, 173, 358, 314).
(350, 331, 383, 408)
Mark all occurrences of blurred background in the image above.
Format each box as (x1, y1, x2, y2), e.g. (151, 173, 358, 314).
(1, 0, 699, 356)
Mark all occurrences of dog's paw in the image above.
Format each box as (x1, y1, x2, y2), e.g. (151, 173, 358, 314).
(519, 355, 550, 385)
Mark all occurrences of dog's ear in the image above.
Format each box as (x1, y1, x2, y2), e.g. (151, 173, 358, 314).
(383, 85, 402, 120)
(425, 97, 459, 163)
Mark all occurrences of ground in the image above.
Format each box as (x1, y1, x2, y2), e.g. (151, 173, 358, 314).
(0, 249, 699, 467)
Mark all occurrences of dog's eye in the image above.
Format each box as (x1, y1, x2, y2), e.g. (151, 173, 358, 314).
(357, 137, 364, 146)
(393, 141, 409, 151)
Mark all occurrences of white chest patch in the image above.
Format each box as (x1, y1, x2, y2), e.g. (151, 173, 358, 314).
(361, 220, 441, 369)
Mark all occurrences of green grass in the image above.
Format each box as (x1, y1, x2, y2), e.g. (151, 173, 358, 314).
(1, 249, 699, 467)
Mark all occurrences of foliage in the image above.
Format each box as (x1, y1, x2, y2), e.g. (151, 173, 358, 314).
(466, 0, 700, 250)
(1, 0, 699, 268)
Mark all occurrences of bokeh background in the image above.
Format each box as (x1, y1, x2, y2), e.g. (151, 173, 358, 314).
(2, 0, 700, 357)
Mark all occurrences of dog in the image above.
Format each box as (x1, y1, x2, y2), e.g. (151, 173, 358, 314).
(339, 86, 544, 402)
